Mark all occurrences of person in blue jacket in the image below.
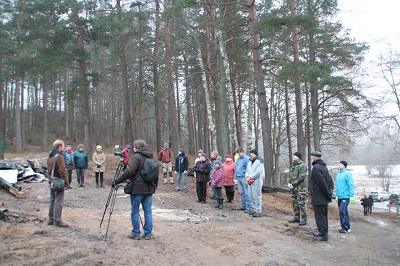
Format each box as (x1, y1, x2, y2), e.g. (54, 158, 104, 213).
(63, 144, 74, 189)
(234, 146, 250, 212)
(73, 144, 88, 187)
(336, 160, 355, 233)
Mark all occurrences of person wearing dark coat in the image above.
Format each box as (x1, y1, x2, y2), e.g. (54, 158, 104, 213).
(368, 195, 374, 214)
(309, 151, 332, 241)
(360, 195, 369, 216)
(174, 148, 189, 192)
(114, 139, 157, 240)
(193, 153, 211, 204)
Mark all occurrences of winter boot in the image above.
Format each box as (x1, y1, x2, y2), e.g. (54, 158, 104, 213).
(169, 173, 174, 184)
(218, 199, 224, 209)
(81, 176, 85, 187)
(215, 199, 220, 208)
(95, 175, 99, 188)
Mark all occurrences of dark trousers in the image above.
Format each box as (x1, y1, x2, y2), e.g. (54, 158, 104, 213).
(363, 206, 368, 216)
(215, 187, 223, 199)
(224, 186, 235, 201)
(49, 187, 65, 223)
(313, 204, 328, 236)
(196, 181, 207, 202)
(66, 169, 72, 185)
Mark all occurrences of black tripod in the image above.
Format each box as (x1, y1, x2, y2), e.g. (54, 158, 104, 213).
(100, 162, 124, 241)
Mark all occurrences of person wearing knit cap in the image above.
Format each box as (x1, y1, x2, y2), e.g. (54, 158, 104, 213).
(73, 144, 88, 187)
(174, 148, 189, 192)
(234, 146, 251, 211)
(246, 149, 264, 217)
(309, 150, 332, 241)
(336, 160, 355, 233)
(158, 142, 173, 184)
(211, 160, 224, 208)
(222, 154, 236, 203)
(92, 145, 106, 188)
(288, 151, 308, 225)
(193, 153, 211, 204)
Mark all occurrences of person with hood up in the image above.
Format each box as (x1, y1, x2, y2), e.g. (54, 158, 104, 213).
(193, 153, 211, 204)
(174, 148, 189, 192)
(92, 145, 106, 188)
(211, 159, 224, 209)
(73, 144, 88, 187)
(47, 139, 69, 227)
(246, 149, 264, 217)
(114, 139, 157, 240)
(222, 154, 235, 203)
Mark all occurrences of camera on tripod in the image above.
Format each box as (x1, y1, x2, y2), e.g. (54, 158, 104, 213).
(113, 145, 125, 163)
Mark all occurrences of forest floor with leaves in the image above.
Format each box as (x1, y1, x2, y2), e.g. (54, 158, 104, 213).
(0, 150, 399, 266)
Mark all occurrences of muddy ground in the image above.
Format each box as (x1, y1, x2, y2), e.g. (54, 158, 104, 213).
(0, 153, 399, 266)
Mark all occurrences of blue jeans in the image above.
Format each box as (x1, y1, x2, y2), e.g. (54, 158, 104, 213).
(236, 177, 250, 209)
(130, 194, 153, 237)
(338, 198, 350, 231)
(176, 172, 188, 192)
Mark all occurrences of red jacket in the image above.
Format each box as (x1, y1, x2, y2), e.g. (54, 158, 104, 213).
(158, 148, 172, 163)
(222, 161, 235, 186)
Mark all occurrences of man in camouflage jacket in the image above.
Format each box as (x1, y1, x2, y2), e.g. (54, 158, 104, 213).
(287, 151, 308, 226)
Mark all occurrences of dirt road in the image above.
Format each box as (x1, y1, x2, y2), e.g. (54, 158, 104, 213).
(1, 163, 399, 266)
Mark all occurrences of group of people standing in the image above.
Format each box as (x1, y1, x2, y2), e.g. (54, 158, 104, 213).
(62, 144, 106, 188)
(163, 145, 265, 218)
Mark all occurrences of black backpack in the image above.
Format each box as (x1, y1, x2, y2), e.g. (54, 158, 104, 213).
(140, 155, 159, 184)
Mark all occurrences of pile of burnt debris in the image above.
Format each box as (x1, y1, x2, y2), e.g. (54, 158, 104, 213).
(0, 159, 47, 198)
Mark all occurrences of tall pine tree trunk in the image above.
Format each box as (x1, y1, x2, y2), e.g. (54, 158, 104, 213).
(290, 0, 305, 156)
(248, 0, 274, 184)
(164, 0, 180, 155)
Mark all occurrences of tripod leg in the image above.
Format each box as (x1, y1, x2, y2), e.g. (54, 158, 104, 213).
(100, 164, 123, 227)
(104, 185, 119, 241)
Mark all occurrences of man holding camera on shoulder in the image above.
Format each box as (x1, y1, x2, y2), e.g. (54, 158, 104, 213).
(113, 139, 156, 240)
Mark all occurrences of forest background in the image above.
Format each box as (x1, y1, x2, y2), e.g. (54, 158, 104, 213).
(0, 0, 399, 187)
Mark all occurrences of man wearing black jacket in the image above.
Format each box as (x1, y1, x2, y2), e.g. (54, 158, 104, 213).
(309, 151, 332, 241)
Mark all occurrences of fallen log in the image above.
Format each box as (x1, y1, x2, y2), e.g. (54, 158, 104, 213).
(0, 177, 25, 198)
(262, 185, 292, 194)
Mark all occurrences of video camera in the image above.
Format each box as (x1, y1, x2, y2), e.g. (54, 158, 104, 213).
(113, 145, 125, 164)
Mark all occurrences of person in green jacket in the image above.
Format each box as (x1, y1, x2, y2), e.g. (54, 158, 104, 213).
(287, 151, 308, 226)
(73, 144, 88, 187)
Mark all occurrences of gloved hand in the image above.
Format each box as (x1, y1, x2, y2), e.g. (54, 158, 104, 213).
(287, 183, 293, 189)
(350, 196, 355, 204)
(335, 196, 338, 202)
(183, 171, 187, 175)
(208, 181, 211, 186)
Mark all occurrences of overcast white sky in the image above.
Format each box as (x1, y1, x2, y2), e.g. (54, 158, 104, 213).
(337, 0, 400, 114)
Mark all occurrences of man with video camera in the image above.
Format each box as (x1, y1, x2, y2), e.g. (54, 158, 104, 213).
(113, 139, 156, 240)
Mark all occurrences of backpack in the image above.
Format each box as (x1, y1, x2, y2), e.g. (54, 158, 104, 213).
(140, 155, 159, 184)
